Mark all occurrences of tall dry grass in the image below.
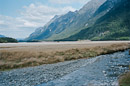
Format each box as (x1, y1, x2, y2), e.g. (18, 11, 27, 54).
(0, 43, 130, 71)
(119, 66, 130, 86)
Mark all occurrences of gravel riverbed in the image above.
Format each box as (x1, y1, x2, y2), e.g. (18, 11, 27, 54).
(0, 50, 130, 86)
(0, 57, 95, 86)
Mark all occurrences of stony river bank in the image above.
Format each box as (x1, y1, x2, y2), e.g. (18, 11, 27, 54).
(0, 50, 130, 86)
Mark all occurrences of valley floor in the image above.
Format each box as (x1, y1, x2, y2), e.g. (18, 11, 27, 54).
(0, 41, 130, 52)
(0, 41, 130, 86)
(0, 41, 130, 71)
(0, 49, 130, 86)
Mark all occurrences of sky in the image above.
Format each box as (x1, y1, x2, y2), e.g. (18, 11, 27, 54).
(0, 0, 90, 39)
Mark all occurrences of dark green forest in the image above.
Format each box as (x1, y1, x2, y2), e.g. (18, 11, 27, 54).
(0, 37, 18, 43)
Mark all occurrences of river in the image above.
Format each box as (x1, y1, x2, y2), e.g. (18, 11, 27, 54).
(0, 50, 130, 86)
(37, 50, 130, 86)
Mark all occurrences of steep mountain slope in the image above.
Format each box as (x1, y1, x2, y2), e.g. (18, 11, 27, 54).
(93, 0, 121, 16)
(26, 0, 106, 41)
(61, 0, 130, 41)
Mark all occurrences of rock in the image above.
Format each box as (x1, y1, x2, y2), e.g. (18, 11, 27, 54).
(0, 50, 129, 86)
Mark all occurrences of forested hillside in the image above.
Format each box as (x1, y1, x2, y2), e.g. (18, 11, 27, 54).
(61, 0, 130, 41)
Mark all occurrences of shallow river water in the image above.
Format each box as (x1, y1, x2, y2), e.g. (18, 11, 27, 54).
(0, 50, 130, 86)
(37, 50, 130, 86)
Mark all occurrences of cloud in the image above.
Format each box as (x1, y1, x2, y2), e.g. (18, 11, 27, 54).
(0, 3, 76, 38)
(49, 0, 91, 4)
(21, 3, 76, 27)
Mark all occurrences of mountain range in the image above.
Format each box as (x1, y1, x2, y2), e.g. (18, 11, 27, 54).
(26, 0, 130, 41)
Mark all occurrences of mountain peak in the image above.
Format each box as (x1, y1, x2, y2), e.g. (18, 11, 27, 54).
(78, 0, 106, 14)
(26, 0, 108, 41)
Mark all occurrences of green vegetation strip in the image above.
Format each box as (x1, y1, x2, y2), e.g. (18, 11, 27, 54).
(0, 37, 17, 43)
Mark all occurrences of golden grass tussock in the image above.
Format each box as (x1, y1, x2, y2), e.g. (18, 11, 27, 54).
(119, 68, 130, 86)
(0, 43, 130, 71)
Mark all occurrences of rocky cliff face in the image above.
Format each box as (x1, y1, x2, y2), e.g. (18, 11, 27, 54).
(61, 0, 130, 41)
(94, 0, 121, 15)
(26, 0, 106, 41)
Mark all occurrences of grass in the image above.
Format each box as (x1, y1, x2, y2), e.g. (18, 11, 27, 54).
(0, 43, 130, 71)
(119, 65, 130, 86)
(119, 51, 130, 86)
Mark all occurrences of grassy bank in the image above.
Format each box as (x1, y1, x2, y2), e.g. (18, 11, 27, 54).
(119, 67, 130, 86)
(0, 43, 130, 71)
(119, 50, 130, 86)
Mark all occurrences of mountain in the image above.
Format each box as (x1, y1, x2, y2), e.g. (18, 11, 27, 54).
(26, 0, 107, 41)
(60, 0, 130, 41)
(0, 35, 18, 43)
(0, 37, 18, 43)
(0, 34, 5, 38)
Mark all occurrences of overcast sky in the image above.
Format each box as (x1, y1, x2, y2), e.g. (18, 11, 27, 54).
(0, 0, 90, 38)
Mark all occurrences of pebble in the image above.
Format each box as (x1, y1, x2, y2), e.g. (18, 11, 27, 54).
(0, 50, 129, 86)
